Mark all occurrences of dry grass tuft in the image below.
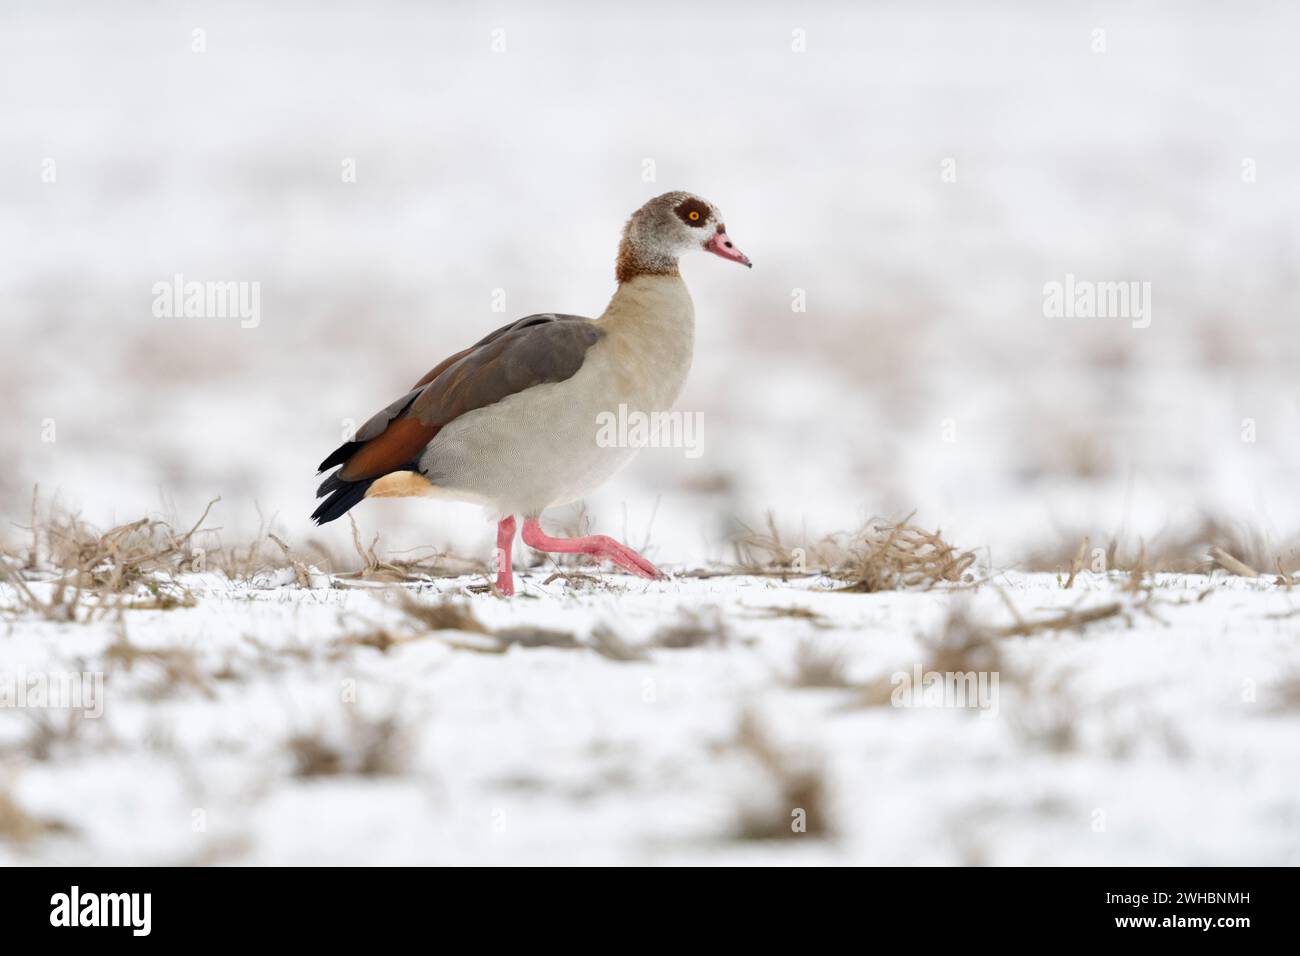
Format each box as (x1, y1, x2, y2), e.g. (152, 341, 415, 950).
(0, 564, 84, 621)
(391, 592, 507, 652)
(1, 490, 219, 618)
(385, 600, 734, 659)
(730, 511, 977, 591)
(0, 488, 489, 613)
(333, 515, 481, 583)
(836, 515, 977, 592)
(394, 592, 490, 635)
(1027, 517, 1300, 583)
(105, 618, 213, 699)
(729, 708, 830, 840)
(848, 594, 1150, 755)
(44, 494, 215, 592)
(650, 607, 729, 649)
(393, 596, 732, 660)
(789, 640, 852, 689)
(856, 593, 1123, 709)
(858, 603, 1004, 707)
(1267, 672, 1300, 713)
(288, 710, 413, 778)
(731, 513, 818, 573)
(18, 709, 90, 761)
(393, 592, 581, 654)
(494, 626, 582, 649)
(393, 598, 733, 660)
(1007, 672, 1081, 753)
(745, 603, 830, 627)
(0, 790, 70, 843)
(333, 628, 404, 654)
(926, 605, 1005, 671)
(588, 623, 651, 662)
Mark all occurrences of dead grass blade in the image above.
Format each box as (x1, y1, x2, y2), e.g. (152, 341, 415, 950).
(991, 601, 1123, 638)
(1208, 546, 1259, 578)
(0, 562, 83, 621)
(267, 533, 313, 588)
(1063, 536, 1089, 589)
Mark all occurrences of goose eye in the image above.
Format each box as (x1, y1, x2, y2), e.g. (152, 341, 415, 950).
(675, 199, 710, 227)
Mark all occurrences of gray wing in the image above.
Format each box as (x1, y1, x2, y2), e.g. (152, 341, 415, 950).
(407, 314, 603, 429)
(317, 314, 603, 482)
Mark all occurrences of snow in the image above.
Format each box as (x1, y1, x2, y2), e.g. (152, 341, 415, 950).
(4, 1, 1300, 565)
(3, 569, 1298, 865)
(3, 0, 1300, 864)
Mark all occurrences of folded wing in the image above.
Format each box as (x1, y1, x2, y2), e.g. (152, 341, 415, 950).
(311, 314, 602, 524)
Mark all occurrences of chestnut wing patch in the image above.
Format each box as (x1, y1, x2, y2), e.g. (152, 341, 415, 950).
(337, 417, 439, 481)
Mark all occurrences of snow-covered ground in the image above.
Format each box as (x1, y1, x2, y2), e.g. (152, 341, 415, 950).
(3, 567, 1298, 865)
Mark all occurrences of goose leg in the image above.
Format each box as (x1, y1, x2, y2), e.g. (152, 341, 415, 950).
(494, 515, 517, 595)
(520, 517, 663, 580)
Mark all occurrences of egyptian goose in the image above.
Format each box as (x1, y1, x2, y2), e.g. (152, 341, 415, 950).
(312, 191, 750, 594)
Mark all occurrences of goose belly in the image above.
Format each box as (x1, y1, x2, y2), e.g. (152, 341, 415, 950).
(418, 360, 648, 516)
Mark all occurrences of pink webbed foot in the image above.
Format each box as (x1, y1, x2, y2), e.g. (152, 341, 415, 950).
(520, 518, 664, 581)
(494, 516, 517, 596)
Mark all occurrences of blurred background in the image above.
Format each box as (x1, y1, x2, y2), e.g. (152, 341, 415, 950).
(4, 0, 1299, 568)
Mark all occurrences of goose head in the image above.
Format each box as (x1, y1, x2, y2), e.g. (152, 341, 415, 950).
(616, 191, 751, 282)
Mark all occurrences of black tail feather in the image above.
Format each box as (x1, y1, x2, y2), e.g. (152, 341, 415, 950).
(315, 470, 346, 498)
(311, 472, 374, 525)
(317, 441, 363, 474)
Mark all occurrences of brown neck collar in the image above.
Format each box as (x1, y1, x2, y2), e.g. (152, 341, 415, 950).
(615, 235, 680, 285)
